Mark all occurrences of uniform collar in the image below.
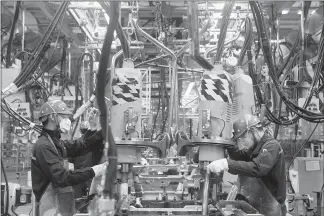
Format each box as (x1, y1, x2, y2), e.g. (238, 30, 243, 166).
(42, 128, 61, 142)
(252, 133, 274, 154)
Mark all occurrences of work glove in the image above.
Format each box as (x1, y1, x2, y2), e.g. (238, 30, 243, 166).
(141, 157, 149, 165)
(91, 161, 108, 177)
(135, 197, 143, 208)
(87, 108, 101, 131)
(206, 158, 229, 175)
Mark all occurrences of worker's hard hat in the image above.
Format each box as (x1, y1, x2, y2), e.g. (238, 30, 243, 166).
(232, 114, 261, 140)
(39, 100, 72, 121)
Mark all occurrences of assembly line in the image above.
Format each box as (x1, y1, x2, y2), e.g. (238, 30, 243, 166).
(1, 1, 324, 216)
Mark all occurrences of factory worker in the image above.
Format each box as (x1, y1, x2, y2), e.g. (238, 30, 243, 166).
(31, 100, 107, 216)
(70, 108, 104, 203)
(207, 114, 287, 216)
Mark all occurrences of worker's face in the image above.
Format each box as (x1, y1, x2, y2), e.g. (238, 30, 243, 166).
(236, 131, 255, 150)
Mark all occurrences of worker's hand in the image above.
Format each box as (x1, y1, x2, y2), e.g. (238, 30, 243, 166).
(91, 161, 108, 177)
(206, 158, 229, 175)
(88, 108, 100, 130)
(141, 157, 149, 166)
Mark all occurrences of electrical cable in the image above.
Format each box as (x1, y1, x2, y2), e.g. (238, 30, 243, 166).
(5, 1, 21, 68)
(99, 1, 130, 59)
(1, 159, 10, 216)
(11, 2, 68, 89)
(214, 1, 235, 62)
(96, 1, 119, 199)
(250, 1, 324, 123)
(238, 17, 252, 66)
(74, 53, 93, 114)
(151, 83, 161, 141)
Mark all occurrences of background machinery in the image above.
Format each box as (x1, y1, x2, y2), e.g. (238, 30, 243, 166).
(1, 1, 324, 216)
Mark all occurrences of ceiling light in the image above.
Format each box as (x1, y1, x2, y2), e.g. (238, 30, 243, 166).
(297, 10, 302, 15)
(311, 10, 316, 15)
(281, 9, 289, 14)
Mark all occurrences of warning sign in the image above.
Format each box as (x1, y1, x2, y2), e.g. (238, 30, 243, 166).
(200, 73, 233, 103)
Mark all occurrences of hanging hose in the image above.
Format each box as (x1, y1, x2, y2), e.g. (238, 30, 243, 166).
(237, 17, 253, 66)
(5, 1, 21, 68)
(96, 2, 119, 198)
(1, 2, 68, 98)
(1, 159, 10, 216)
(250, 1, 324, 123)
(98, 1, 130, 59)
(74, 53, 93, 114)
(214, 1, 235, 62)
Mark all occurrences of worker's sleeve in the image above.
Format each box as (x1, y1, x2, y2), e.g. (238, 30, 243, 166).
(63, 130, 103, 158)
(226, 145, 251, 162)
(35, 144, 95, 188)
(227, 142, 280, 178)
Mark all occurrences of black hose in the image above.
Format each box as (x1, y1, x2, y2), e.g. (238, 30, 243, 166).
(6, 1, 21, 68)
(99, 1, 130, 59)
(250, 1, 324, 123)
(1, 159, 10, 216)
(96, 1, 119, 198)
(13, 2, 68, 87)
(59, 38, 68, 87)
(238, 17, 252, 66)
(214, 1, 235, 62)
(74, 53, 93, 114)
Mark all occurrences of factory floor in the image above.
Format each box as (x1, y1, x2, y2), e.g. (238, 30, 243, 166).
(2, 170, 237, 215)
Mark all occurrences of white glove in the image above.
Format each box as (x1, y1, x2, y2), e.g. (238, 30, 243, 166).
(206, 158, 229, 175)
(91, 161, 108, 177)
(141, 158, 149, 165)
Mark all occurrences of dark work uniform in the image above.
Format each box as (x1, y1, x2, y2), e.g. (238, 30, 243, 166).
(226, 133, 287, 216)
(31, 129, 103, 202)
(69, 129, 104, 199)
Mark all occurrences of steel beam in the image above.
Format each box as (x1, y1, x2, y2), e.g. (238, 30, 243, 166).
(68, 8, 101, 55)
(35, 2, 82, 52)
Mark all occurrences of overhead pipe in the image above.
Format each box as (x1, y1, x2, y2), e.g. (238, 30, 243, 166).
(131, 18, 179, 131)
(204, 32, 241, 59)
(175, 20, 211, 58)
(99, 1, 130, 59)
(73, 50, 123, 121)
(188, 1, 213, 70)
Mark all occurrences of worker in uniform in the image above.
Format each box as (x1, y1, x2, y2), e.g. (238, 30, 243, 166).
(31, 100, 107, 216)
(70, 109, 104, 201)
(207, 114, 287, 216)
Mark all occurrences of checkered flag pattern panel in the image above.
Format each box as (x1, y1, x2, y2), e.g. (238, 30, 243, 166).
(200, 73, 233, 103)
(113, 74, 140, 106)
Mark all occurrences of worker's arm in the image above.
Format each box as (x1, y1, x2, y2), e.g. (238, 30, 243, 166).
(226, 145, 252, 162)
(63, 130, 103, 158)
(35, 144, 95, 188)
(227, 141, 280, 177)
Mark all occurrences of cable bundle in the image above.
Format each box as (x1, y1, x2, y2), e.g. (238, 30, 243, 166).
(237, 17, 253, 66)
(96, 2, 119, 199)
(214, 1, 235, 62)
(1, 99, 43, 134)
(250, 1, 324, 123)
(2, 2, 69, 96)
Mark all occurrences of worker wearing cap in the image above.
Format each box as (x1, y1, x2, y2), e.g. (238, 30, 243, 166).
(207, 114, 287, 216)
(31, 100, 107, 216)
(70, 109, 104, 207)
